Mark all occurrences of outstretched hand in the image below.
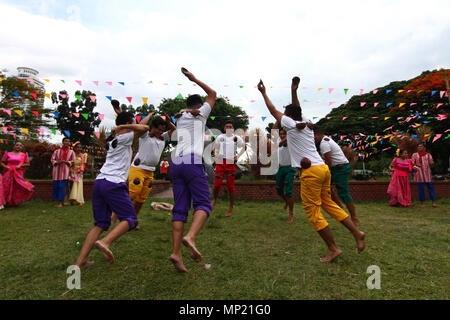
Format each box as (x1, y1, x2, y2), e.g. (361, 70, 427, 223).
(181, 67, 196, 81)
(257, 80, 266, 94)
(292, 76, 300, 91)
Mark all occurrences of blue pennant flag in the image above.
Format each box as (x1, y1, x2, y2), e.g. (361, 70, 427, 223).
(171, 116, 176, 124)
(386, 102, 393, 107)
(64, 130, 70, 138)
(12, 92, 19, 97)
(106, 96, 112, 101)
(386, 89, 392, 94)
(52, 112, 59, 118)
(261, 116, 267, 122)
(431, 90, 437, 96)
(118, 82, 125, 86)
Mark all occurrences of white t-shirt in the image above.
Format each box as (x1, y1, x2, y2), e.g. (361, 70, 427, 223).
(277, 137, 291, 167)
(215, 133, 244, 163)
(97, 131, 134, 183)
(319, 136, 349, 167)
(174, 102, 211, 158)
(280, 115, 324, 168)
(132, 131, 169, 171)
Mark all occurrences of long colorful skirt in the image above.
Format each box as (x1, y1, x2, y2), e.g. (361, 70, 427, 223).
(387, 172, 411, 207)
(3, 169, 34, 206)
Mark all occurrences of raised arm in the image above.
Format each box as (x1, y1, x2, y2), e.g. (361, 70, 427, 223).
(139, 111, 156, 126)
(115, 124, 150, 136)
(291, 76, 301, 107)
(181, 68, 217, 108)
(164, 114, 177, 138)
(257, 80, 283, 123)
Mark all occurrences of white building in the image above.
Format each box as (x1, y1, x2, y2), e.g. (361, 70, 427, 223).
(16, 67, 45, 92)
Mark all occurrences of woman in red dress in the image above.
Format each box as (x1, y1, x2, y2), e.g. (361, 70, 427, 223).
(387, 149, 416, 207)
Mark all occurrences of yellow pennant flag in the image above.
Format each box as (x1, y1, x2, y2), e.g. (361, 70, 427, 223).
(318, 88, 323, 91)
(21, 128, 29, 134)
(384, 117, 390, 120)
(398, 90, 405, 93)
(142, 97, 148, 104)
(414, 123, 421, 127)
(399, 103, 406, 108)
(44, 93, 50, 99)
(44, 79, 50, 83)
(14, 110, 23, 117)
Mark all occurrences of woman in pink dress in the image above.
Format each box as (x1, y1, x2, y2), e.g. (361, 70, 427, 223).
(387, 149, 416, 207)
(1, 142, 35, 206)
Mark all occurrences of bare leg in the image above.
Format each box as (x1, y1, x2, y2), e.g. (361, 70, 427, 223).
(183, 210, 208, 262)
(111, 212, 118, 224)
(226, 191, 234, 216)
(133, 202, 144, 230)
(432, 201, 437, 208)
(212, 188, 219, 209)
(340, 217, 365, 253)
(95, 220, 130, 264)
(317, 226, 342, 263)
(346, 202, 359, 225)
(286, 196, 294, 223)
(170, 221, 188, 272)
(76, 226, 104, 268)
(279, 192, 288, 210)
(331, 186, 344, 209)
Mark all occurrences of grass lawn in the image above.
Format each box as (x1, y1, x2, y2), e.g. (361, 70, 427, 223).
(0, 198, 448, 300)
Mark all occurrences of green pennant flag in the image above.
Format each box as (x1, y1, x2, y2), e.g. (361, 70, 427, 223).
(358, 117, 364, 119)
(212, 135, 217, 139)
(176, 93, 183, 100)
(210, 116, 216, 120)
(239, 85, 244, 88)
(75, 94, 81, 101)
(81, 113, 88, 120)
(344, 88, 349, 95)
(422, 103, 428, 106)
(61, 80, 65, 83)
(51, 129, 56, 134)
(148, 81, 153, 84)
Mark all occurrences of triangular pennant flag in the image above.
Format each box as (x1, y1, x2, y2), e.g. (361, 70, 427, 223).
(64, 130, 71, 137)
(75, 80, 82, 86)
(106, 96, 112, 101)
(386, 89, 392, 94)
(436, 103, 444, 108)
(52, 129, 56, 134)
(210, 116, 216, 120)
(342, 117, 348, 120)
(12, 92, 19, 98)
(78, 131, 85, 135)
(261, 116, 267, 122)
(136, 115, 141, 123)
(14, 110, 22, 117)
(61, 80, 65, 84)
(317, 88, 323, 91)
(94, 132, 100, 139)
(99, 114, 104, 121)
(93, 81, 99, 86)
(30, 111, 39, 117)
(126, 97, 132, 103)
(176, 93, 183, 100)
(75, 94, 81, 101)
(52, 112, 59, 118)
(399, 103, 406, 108)
(360, 102, 366, 107)
(384, 117, 390, 120)
(431, 90, 437, 96)
(118, 82, 125, 86)
(374, 102, 379, 107)
(72, 113, 80, 117)
(44, 93, 50, 99)
(44, 79, 50, 83)
(142, 97, 148, 104)
(344, 88, 349, 95)
(239, 85, 244, 88)
(328, 88, 334, 94)
(410, 103, 417, 106)
(386, 102, 393, 107)
(30, 93, 38, 99)
(2, 127, 7, 134)
(171, 116, 176, 123)
(89, 95, 96, 103)
(359, 89, 364, 95)
(398, 90, 405, 93)
(106, 81, 112, 86)
(329, 102, 335, 106)
(81, 113, 88, 120)
(440, 90, 446, 98)
(250, 100, 256, 103)
(373, 89, 378, 94)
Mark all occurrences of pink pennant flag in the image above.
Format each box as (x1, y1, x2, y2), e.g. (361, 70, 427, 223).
(106, 81, 113, 86)
(99, 114, 104, 121)
(37, 129, 44, 134)
(30, 93, 38, 100)
(3, 109, 11, 116)
(72, 113, 80, 117)
(328, 102, 335, 106)
(445, 129, 450, 133)
(440, 91, 446, 98)
(360, 102, 366, 107)
(163, 83, 168, 86)
(327, 117, 332, 120)
(348, 144, 352, 149)
(89, 95, 96, 103)
(373, 89, 378, 94)
(93, 81, 99, 86)
(340, 135, 346, 140)
(436, 103, 444, 108)
(436, 114, 448, 120)
(250, 100, 256, 103)
(1, 127, 7, 134)
(31, 111, 39, 117)
(432, 134, 442, 143)
(371, 117, 379, 119)
(342, 117, 348, 120)
(126, 97, 132, 103)
(160, 116, 166, 121)
(136, 115, 141, 123)
(410, 103, 417, 106)
(94, 132, 100, 139)
(397, 117, 403, 120)
(78, 131, 85, 135)
(75, 80, 82, 86)
(328, 88, 334, 94)
(344, 101, 349, 105)
(59, 94, 67, 99)
(359, 89, 364, 95)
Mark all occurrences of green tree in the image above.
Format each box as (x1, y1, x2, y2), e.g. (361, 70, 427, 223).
(0, 77, 55, 147)
(51, 90, 101, 145)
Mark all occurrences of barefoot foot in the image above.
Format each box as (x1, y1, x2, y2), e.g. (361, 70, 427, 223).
(169, 254, 188, 273)
(287, 214, 293, 224)
(356, 232, 366, 254)
(95, 240, 115, 264)
(211, 200, 216, 209)
(352, 216, 360, 225)
(283, 203, 288, 211)
(320, 249, 342, 263)
(225, 209, 233, 217)
(182, 237, 202, 262)
(77, 260, 95, 269)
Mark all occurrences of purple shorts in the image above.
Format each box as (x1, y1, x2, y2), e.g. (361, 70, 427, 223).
(92, 178, 137, 231)
(171, 154, 212, 223)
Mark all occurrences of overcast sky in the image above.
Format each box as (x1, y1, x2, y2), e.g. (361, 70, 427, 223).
(1, 0, 449, 141)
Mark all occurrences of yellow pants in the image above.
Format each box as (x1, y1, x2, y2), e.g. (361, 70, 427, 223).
(300, 164, 349, 231)
(128, 166, 154, 204)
